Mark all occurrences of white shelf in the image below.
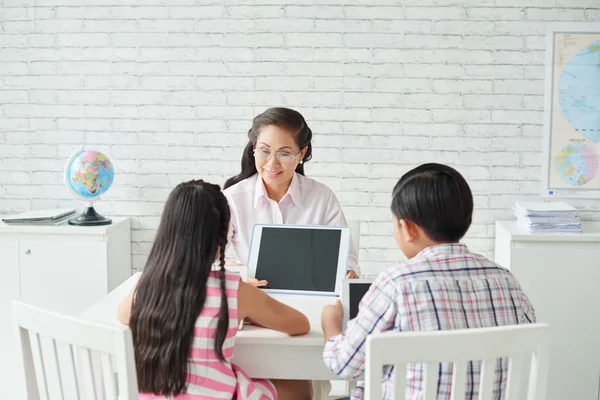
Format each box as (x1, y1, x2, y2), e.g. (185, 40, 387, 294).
(0, 218, 132, 398)
(0, 217, 129, 235)
(495, 220, 600, 400)
(495, 220, 600, 242)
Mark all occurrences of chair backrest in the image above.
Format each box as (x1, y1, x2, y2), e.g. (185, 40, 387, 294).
(365, 324, 550, 400)
(12, 301, 138, 400)
(347, 219, 361, 249)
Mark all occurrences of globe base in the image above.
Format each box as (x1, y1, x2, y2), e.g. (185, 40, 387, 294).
(68, 206, 112, 226)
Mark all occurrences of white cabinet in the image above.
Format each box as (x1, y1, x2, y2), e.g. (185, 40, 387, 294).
(495, 221, 600, 400)
(0, 217, 131, 399)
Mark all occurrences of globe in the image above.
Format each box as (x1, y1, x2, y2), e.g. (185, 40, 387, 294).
(555, 143, 599, 186)
(64, 149, 114, 226)
(558, 40, 600, 143)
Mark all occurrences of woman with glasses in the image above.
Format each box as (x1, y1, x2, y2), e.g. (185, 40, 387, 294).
(223, 107, 360, 286)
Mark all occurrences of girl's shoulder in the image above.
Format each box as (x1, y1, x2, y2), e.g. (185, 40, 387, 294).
(208, 270, 241, 290)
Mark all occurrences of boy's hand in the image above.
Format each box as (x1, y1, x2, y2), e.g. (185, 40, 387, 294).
(346, 270, 359, 279)
(321, 300, 343, 341)
(322, 300, 343, 322)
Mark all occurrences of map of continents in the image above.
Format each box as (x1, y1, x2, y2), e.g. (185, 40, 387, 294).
(558, 40, 600, 142)
(555, 143, 598, 186)
(71, 151, 112, 196)
(554, 40, 600, 186)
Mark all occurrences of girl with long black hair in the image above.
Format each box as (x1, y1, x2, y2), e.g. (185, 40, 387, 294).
(117, 180, 312, 400)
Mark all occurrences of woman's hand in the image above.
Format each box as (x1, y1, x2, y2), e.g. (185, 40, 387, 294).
(345, 270, 359, 279)
(247, 277, 268, 287)
(225, 261, 244, 266)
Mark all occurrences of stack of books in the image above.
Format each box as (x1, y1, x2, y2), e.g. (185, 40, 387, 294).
(1, 209, 76, 226)
(513, 201, 581, 234)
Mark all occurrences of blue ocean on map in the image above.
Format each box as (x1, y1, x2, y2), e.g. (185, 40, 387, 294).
(558, 40, 600, 143)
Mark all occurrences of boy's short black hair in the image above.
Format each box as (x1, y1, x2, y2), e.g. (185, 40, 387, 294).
(391, 163, 473, 242)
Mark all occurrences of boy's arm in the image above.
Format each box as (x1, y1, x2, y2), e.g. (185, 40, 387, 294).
(321, 271, 398, 380)
(322, 300, 344, 341)
(521, 289, 536, 323)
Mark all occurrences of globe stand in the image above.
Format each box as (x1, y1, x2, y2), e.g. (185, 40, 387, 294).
(68, 205, 112, 226)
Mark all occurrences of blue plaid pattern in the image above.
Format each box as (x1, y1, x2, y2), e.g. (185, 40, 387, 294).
(323, 244, 535, 400)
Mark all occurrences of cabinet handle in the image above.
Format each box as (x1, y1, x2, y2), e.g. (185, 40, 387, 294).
(25, 249, 31, 255)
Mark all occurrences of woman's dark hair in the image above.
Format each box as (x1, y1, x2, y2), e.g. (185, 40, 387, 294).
(391, 163, 473, 242)
(224, 107, 313, 189)
(130, 180, 230, 396)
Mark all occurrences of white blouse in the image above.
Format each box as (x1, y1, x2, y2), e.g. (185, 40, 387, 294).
(223, 173, 359, 273)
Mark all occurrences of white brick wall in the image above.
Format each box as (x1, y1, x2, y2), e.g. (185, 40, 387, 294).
(1, 1, 599, 275)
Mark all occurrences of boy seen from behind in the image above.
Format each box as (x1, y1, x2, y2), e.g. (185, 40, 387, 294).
(321, 163, 536, 400)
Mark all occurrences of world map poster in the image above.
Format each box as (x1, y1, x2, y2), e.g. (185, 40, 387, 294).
(543, 25, 600, 198)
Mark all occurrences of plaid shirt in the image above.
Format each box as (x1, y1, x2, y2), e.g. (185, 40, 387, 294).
(323, 243, 535, 400)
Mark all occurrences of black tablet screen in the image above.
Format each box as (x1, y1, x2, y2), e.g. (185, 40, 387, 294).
(255, 227, 342, 292)
(349, 283, 372, 319)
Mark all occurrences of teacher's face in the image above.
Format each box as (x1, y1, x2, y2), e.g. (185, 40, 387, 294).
(254, 125, 305, 189)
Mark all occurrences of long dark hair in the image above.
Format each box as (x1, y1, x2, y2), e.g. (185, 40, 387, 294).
(130, 180, 230, 396)
(224, 107, 313, 189)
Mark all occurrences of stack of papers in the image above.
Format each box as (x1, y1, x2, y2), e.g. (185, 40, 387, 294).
(513, 201, 581, 234)
(1, 208, 76, 226)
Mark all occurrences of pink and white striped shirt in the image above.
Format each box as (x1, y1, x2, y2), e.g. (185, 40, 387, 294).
(139, 271, 277, 400)
(223, 173, 359, 273)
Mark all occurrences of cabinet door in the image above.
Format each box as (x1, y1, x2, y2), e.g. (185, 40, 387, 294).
(19, 239, 107, 315)
(0, 239, 23, 399)
(511, 241, 600, 400)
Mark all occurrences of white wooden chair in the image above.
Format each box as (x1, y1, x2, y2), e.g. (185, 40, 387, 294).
(12, 300, 138, 400)
(365, 324, 551, 400)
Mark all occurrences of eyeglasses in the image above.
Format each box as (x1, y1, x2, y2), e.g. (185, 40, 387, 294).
(253, 148, 303, 164)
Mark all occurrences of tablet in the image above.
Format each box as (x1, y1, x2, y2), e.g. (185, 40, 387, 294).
(341, 278, 375, 329)
(247, 224, 351, 296)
